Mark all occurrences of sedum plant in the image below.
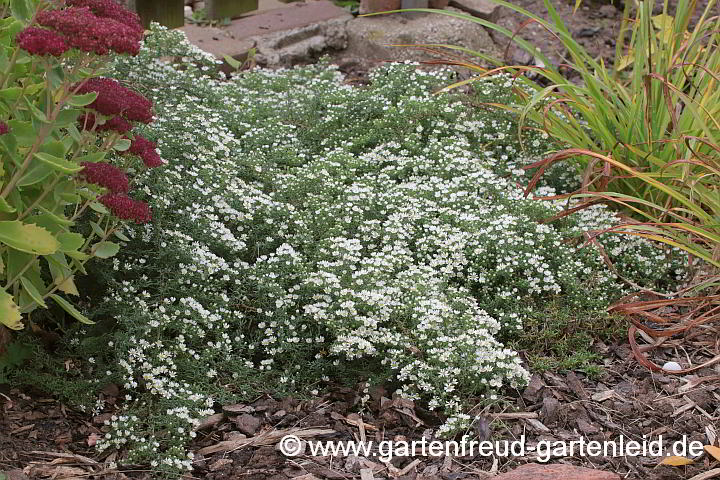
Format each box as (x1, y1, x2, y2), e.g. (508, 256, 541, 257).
(0, 0, 164, 331)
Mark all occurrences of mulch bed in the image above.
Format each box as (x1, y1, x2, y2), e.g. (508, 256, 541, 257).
(2, 335, 719, 479)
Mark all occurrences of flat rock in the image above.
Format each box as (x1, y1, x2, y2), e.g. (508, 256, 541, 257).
(448, 0, 500, 21)
(343, 8, 498, 64)
(359, 0, 401, 14)
(181, 1, 352, 66)
(495, 463, 621, 480)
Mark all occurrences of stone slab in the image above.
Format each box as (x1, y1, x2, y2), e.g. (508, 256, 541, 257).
(359, 0, 400, 14)
(449, 0, 500, 22)
(342, 7, 499, 64)
(224, 1, 349, 38)
(180, 1, 352, 65)
(180, 24, 256, 59)
(495, 463, 621, 480)
(206, 0, 259, 19)
(180, 1, 350, 60)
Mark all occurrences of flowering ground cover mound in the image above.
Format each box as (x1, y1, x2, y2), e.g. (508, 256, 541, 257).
(11, 25, 686, 476)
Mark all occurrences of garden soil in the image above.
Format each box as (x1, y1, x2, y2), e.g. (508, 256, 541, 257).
(2, 338, 719, 479)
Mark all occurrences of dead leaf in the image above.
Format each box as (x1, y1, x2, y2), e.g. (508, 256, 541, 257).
(591, 390, 615, 402)
(359, 469, 374, 480)
(565, 372, 588, 399)
(195, 412, 224, 431)
(209, 458, 233, 471)
(223, 404, 254, 415)
(661, 455, 694, 466)
(705, 445, 720, 462)
(525, 418, 550, 433)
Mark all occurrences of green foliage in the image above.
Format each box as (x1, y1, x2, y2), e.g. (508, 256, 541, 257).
(333, 0, 359, 13)
(0, 1, 147, 332)
(392, 0, 720, 278)
(508, 301, 625, 378)
(0, 339, 30, 383)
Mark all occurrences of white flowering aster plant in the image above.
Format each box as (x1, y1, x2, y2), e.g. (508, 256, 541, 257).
(10, 25, 687, 476)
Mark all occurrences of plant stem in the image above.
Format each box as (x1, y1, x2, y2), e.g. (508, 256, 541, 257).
(3, 256, 36, 290)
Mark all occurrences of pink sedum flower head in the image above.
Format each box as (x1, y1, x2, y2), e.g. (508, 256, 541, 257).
(99, 193, 151, 224)
(78, 113, 132, 134)
(126, 135, 164, 168)
(15, 27, 69, 56)
(74, 78, 153, 124)
(80, 161, 130, 193)
(140, 147, 163, 168)
(0, 122, 10, 135)
(36, 5, 143, 56)
(66, 0, 143, 36)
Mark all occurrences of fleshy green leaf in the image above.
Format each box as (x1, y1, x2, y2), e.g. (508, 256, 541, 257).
(17, 163, 53, 187)
(113, 138, 131, 152)
(33, 152, 83, 173)
(92, 241, 119, 259)
(0, 197, 16, 213)
(7, 120, 34, 146)
(65, 250, 90, 261)
(77, 152, 106, 163)
(57, 232, 85, 252)
(10, 0, 31, 22)
(54, 108, 81, 128)
(19, 275, 47, 308)
(49, 294, 94, 324)
(67, 124, 83, 143)
(88, 201, 108, 214)
(25, 97, 47, 122)
(46, 251, 71, 282)
(0, 86, 23, 101)
(67, 92, 98, 107)
(0, 289, 22, 330)
(56, 275, 79, 296)
(223, 54, 242, 70)
(36, 206, 74, 227)
(89, 221, 105, 237)
(0, 220, 59, 255)
(6, 250, 31, 282)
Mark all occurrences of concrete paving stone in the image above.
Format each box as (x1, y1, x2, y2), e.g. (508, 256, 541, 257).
(448, 0, 501, 22)
(180, 1, 351, 61)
